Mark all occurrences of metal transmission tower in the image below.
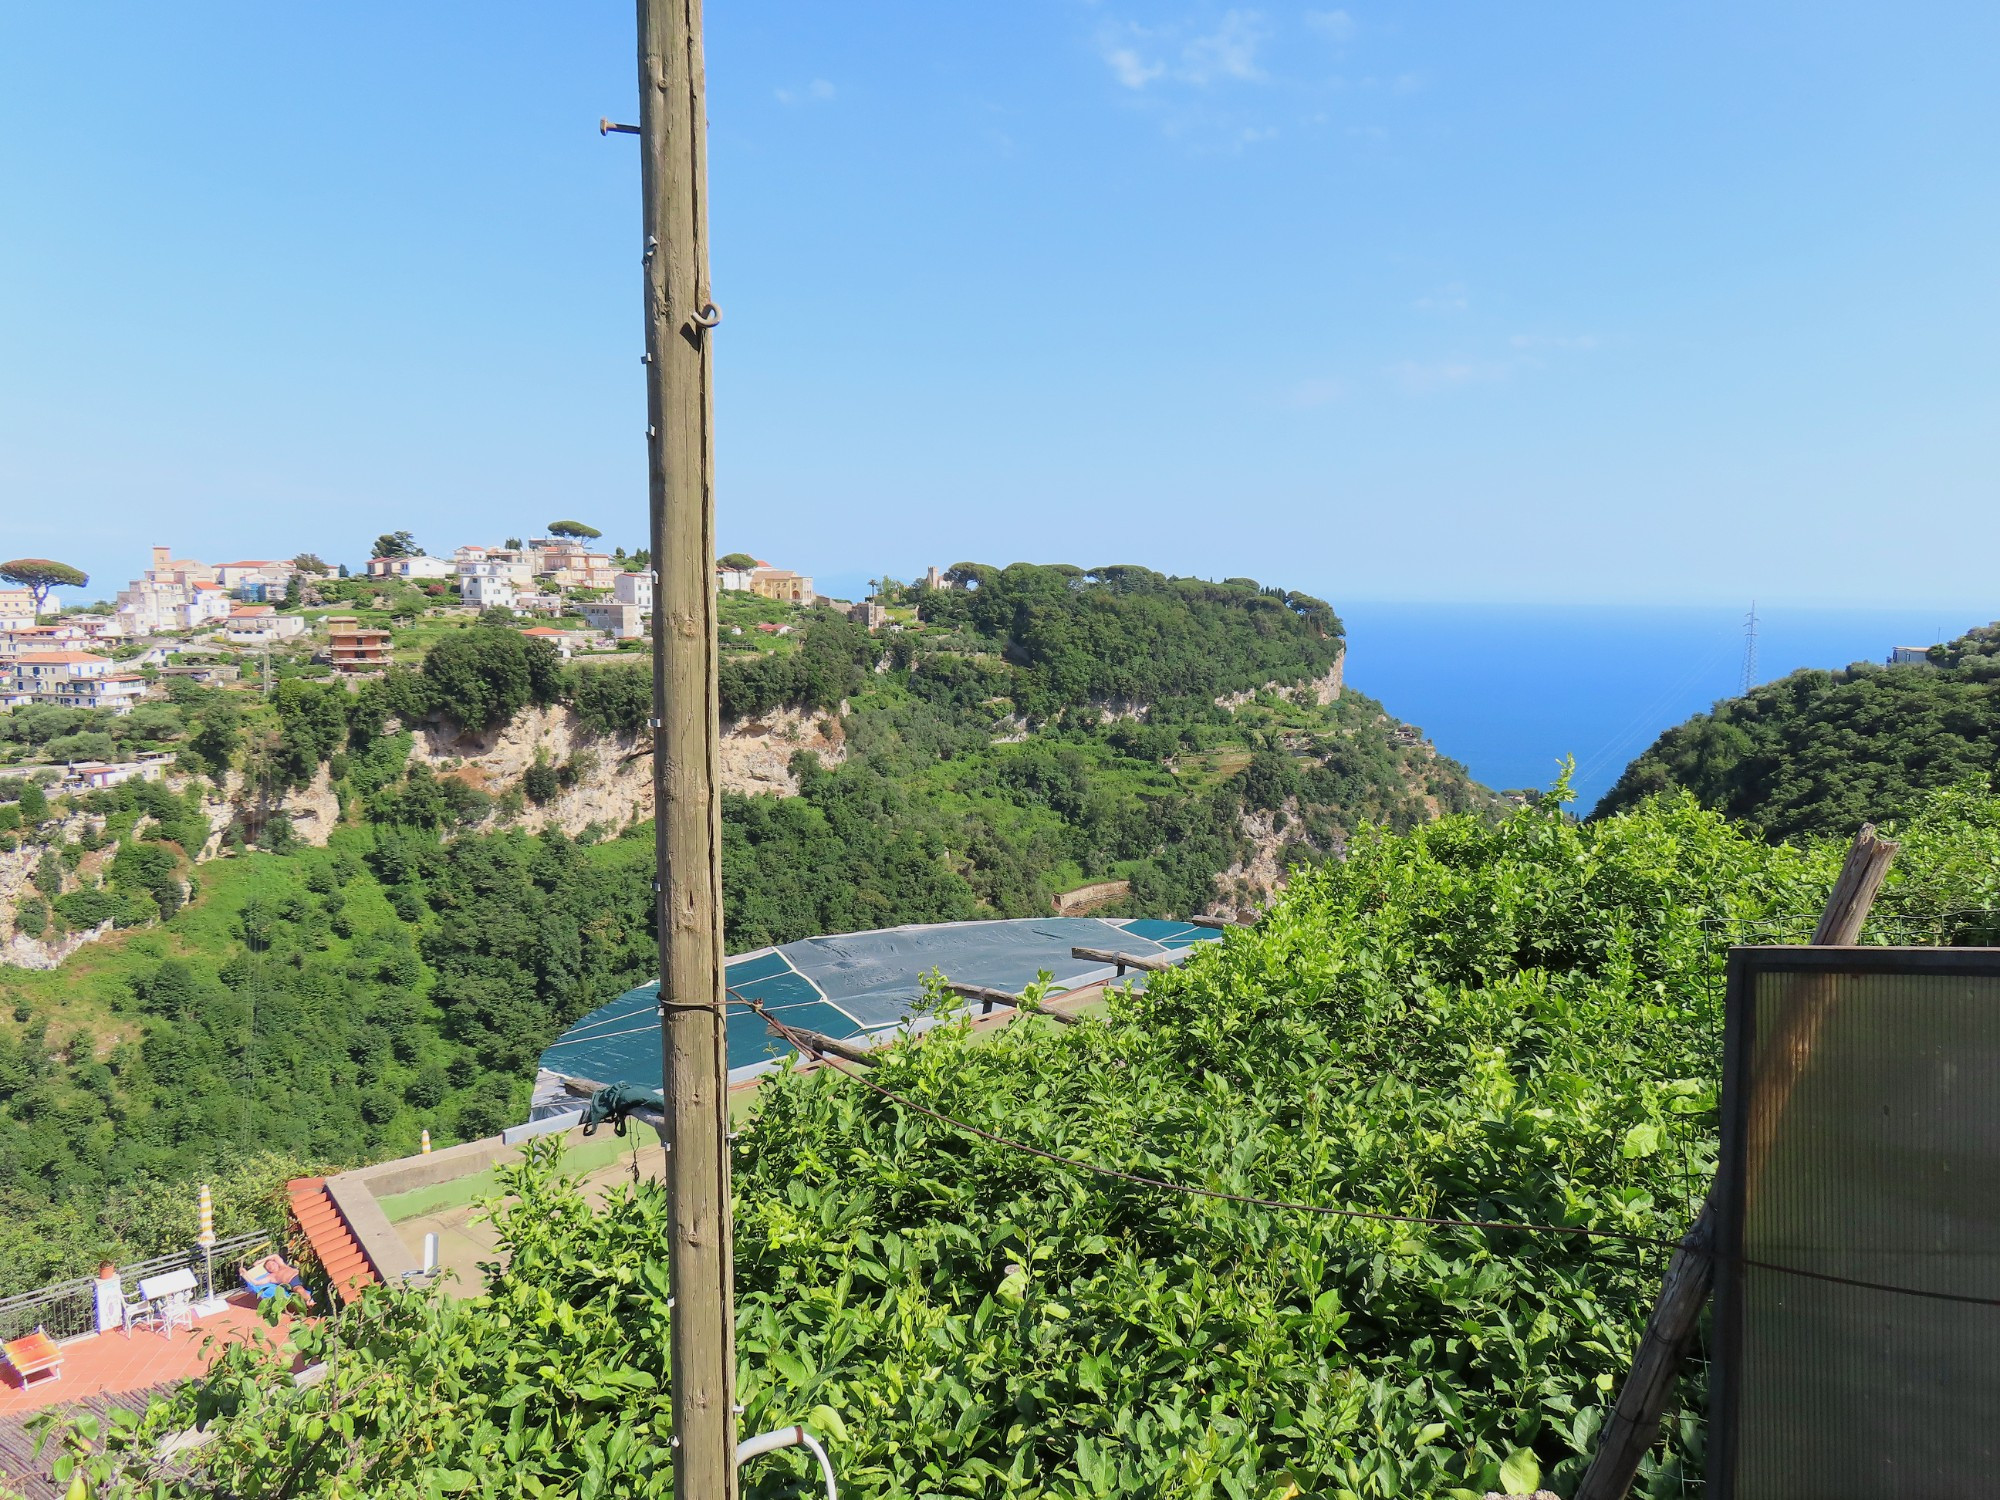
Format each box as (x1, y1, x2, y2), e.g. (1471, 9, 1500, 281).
(1742, 602, 1760, 695)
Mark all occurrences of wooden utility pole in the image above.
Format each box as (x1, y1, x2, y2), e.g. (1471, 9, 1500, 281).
(1573, 823, 1898, 1500)
(635, 1, 735, 1494)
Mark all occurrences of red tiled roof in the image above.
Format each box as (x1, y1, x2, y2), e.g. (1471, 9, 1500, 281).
(521, 627, 564, 636)
(15, 652, 107, 665)
(286, 1178, 379, 1305)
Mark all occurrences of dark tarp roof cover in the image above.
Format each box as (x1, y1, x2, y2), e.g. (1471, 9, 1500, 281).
(533, 916, 1219, 1103)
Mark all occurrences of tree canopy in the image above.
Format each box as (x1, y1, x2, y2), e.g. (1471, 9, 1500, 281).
(547, 520, 603, 540)
(718, 552, 758, 569)
(0, 557, 88, 614)
(1598, 620, 2000, 841)
(371, 531, 419, 559)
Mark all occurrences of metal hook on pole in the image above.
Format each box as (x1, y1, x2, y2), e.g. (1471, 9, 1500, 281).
(600, 117, 640, 136)
(690, 302, 722, 330)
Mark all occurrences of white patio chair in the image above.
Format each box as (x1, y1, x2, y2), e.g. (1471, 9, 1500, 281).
(136, 1268, 199, 1340)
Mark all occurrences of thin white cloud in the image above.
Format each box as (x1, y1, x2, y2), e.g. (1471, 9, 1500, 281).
(1181, 10, 1270, 84)
(1105, 45, 1166, 89)
(1303, 9, 1355, 43)
(1098, 9, 1271, 90)
(775, 79, 836, 106)
(1414, 282, 1470, 315)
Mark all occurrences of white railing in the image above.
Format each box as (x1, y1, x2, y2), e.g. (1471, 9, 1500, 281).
(0, 1231, 269, 1344)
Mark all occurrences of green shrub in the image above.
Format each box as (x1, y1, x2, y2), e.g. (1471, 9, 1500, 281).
(53, 886, 121, 930)
(420, 627, 564, 730)
(522, 756, 560, 804)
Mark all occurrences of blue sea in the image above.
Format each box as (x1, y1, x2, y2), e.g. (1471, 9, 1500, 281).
(1336, 604, 1981, 813)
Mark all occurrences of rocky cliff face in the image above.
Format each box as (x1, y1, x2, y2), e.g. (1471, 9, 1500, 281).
(0, 703, 851, 966)
(1212, 656, 1344, 712)
(405, 701, 847, 838)
(1211, 799, 1329, 920)
(2, 916, 116, 972)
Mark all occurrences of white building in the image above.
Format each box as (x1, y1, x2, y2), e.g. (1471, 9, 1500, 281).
(67, 755, 173, 790)
(7, 652, 149, 714)
(115, 547, 234, 634)
(458, 554, 536, 612)
(0, 588, 34, 630)
(224, 606, 307, 645)
(716, 564, 754, 593)
(579, 601, 646, 639)
(367, 555, 455, 581)
(614, 572, 653, 610)
(462, 574, 519, 611)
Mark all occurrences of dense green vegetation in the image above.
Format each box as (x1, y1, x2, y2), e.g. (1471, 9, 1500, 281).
(40, 785, 2000, 1498)
(2, 567, 1483, 1296)
(1597, 622, 2000, 841)
(920, 563, 1341, 719)
(0, 825, 657, 1293)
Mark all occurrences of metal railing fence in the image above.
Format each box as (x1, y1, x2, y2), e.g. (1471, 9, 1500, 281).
(0, 1230, 270, 1345)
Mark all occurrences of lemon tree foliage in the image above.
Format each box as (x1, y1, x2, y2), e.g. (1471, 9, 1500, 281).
(44, 787, 2000, 1498)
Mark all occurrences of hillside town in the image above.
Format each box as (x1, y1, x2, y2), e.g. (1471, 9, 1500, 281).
(0, 534, 855, 719)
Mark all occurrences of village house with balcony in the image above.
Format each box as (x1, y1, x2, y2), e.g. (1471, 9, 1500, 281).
(7, 651, 149, 713)
(365, 554, 455, 581)
(224, 606, 306, 645)
(326, 617, 392, 673)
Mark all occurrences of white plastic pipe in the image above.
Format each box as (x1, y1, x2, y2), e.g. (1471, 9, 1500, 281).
(734, 1425, 837, 1499)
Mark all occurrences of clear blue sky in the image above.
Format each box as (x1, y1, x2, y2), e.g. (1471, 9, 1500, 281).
(2, 3, 1995, 614)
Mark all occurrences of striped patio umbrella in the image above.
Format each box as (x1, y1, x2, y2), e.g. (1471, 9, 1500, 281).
(421, 1129, 432, 1155)
(197, 1182, 216, 1248)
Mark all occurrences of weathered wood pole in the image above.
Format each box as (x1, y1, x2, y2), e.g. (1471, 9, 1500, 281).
(636, 0, 735, 1494)
(1069, 945, 1175, 975)
(1572, 823, 1898, 1500)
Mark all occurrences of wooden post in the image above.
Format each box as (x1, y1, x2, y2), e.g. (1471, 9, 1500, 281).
(1573, 823, 1897, 1500)
(1069, 945, 1174, 976)
(636, 1, 735, 1495)
(1809, 824, 1898, 946)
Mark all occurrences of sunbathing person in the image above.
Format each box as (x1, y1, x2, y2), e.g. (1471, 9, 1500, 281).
(241, 1255, 316, 1307)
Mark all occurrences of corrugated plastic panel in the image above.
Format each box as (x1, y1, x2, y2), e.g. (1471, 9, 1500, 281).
(1715, 950, 2000, 1498)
